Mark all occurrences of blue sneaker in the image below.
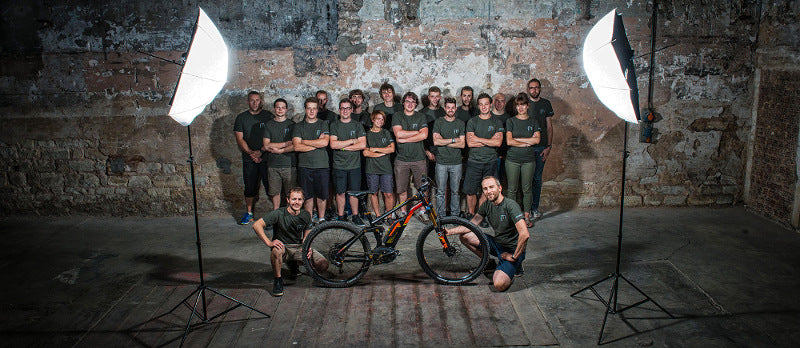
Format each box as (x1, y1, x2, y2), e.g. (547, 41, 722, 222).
(239, 212, 254, 225)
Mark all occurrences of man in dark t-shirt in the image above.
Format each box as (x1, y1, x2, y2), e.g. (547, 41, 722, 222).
(234, 91, 273, 225)
(526, 78, 555, 219)
(446, 176, 530, 292)
(252, 188, 328, 296)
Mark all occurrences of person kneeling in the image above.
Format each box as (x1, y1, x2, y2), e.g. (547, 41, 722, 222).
(252, 187, 329, 296)
(446, 176, 529, 292)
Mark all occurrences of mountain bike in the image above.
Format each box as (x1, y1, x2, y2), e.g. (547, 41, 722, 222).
(301, 176, 489, 287)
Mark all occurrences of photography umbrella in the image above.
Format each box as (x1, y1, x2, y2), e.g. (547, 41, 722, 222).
(164, 7, 269, 347)
(570, 8, 673, 345)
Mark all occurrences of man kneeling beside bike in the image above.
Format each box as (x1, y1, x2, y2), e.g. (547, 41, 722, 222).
(446, 176, 530, 292)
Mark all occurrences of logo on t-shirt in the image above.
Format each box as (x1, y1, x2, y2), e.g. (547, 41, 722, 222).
(527, 126, 534, 132)
(488, 126, 495, 132)
(500, 214, 507, 221)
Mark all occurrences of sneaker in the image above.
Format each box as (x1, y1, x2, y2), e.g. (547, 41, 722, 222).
(272, 277, 284, 297)
(532, 210, 542, 219)
(352, 214, 365, 226)
(239, 212, 254, 225)
(336, 215, 346, 221)
(464, 212, 474, 221)
(312, 211, 319, 220)
(483, 259, 497, 279)
(515, 263, 525, 277)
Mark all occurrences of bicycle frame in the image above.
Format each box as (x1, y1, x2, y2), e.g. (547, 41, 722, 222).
(340, 181, 451, 257)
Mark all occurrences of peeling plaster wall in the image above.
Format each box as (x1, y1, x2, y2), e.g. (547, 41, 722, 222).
(0, 0, 772, 217)
(747, 0, 800, 229)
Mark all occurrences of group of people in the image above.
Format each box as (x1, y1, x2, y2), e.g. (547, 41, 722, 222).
(235, 78, 554, 294)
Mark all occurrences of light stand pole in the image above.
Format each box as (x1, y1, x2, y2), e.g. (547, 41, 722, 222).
(570, 123, 674, 344)
(166, 125, 270, 347)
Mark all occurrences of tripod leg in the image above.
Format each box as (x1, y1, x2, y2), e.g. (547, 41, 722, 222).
(206, 287, 271, 318)
(180, 288, 205, 347)
(570, 273, 614, 297)
(168, 287, 202, 315)
(619, 274, 674, 318)
(597, 276, 618, 345)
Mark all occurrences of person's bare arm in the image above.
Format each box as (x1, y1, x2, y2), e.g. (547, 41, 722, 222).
(501, 220, 530, 262)
(252, 218, 282, 249)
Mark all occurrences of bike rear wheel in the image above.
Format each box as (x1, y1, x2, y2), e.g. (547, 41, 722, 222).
(416, 216, 489, 285)
(302, 221, 371, 288)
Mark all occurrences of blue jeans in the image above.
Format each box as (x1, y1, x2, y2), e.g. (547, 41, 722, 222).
(531, 146, 546, 212)
(435, 163, 462, 216)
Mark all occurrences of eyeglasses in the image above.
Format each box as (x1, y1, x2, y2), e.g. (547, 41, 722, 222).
(340, 106, 353, 110)
(403, 100, 417, 104)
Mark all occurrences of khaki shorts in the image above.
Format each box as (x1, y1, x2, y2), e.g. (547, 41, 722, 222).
(283, 244, 325, 263)
(267, 167, 296, 196)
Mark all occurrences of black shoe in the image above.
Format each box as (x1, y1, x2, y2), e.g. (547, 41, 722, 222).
(272, 277, 284, 297)
(352, 214, 365, 226)
(483, 259, 497, 279)
(463, 212, 474, 220)
(479, 219, 489, 228)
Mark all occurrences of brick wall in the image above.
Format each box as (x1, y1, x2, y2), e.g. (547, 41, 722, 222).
(0, 1, 763, 217)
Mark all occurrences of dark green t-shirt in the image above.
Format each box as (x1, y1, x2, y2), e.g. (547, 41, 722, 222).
(292, 119, 329, 169)
(329, 119, 366, 170)
(527, 98, 554, 147)
(455, 107, 477, 123)
(477, 197, 525, 250)
(365, 129, 394, 175)
(353, 109, 371, 129)
(432, 117, 465, 165)
(373, 103, 402, 129)
(421, 107, 445, 123)
(391, 111, 428, 162)
(263, 118, 296, 168)
(466, 115, 504, 164)
(233, 110, 273, 162)
(262, 207, 312, 245)
(505, 116, 541, 163)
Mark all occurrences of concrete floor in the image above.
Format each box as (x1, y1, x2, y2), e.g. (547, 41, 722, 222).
(1, 206, 799, 347)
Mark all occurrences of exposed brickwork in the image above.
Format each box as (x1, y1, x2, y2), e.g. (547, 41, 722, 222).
(749, 69, 800, 224)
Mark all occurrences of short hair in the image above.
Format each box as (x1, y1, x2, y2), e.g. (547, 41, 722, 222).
(349, 89, 364, 98)
(379, 83, 395, 94)
(288, 187, 305, 199)
(428, 86, 441, 94)
(304, 97, 319, 108)
(481, 176, 501, 187)
(514, 93, 529, 106)
(315, 90, 328, 97)
(339, 98, 353, 108)
(402, 91, 419, 105)
(476, 93, 492, 104)
(370, 110, 386, 122)
(460, 86, 474, 94)
(527, 78, 541, 87)
(247, 90, 261, 98)
(273, 98, 288, 108)
(443, 96, 457, 107)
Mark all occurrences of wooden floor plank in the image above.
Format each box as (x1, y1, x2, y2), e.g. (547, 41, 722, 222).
(459, 284, 504, 346)
(182, 291, 230, 347)
(261, 278, 309, 347)
(287, 281, 329, 346)
(132, 285, 200, 348)
(417, 283, 450, 346)
(439, 285, 475, 346)
(394, 282, 422, 347)
(316, 286, 352, 346)
(509, 278, 559, 346)
(343, 284, 372, 348)
(77, 280, 157, 347)
(485, 289, 530, 346)
(204, 288, 261, 347)
(235, 289, 278, 347)
(368, 281, 395, 347)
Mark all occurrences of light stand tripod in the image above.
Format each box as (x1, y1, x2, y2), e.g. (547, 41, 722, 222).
(570, 123, 674, 344)
(167, 125, 270, 346)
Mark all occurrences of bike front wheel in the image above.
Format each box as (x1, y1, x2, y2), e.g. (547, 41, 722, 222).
(302, 221, 371, 288)
(416, 216, 489, 285)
